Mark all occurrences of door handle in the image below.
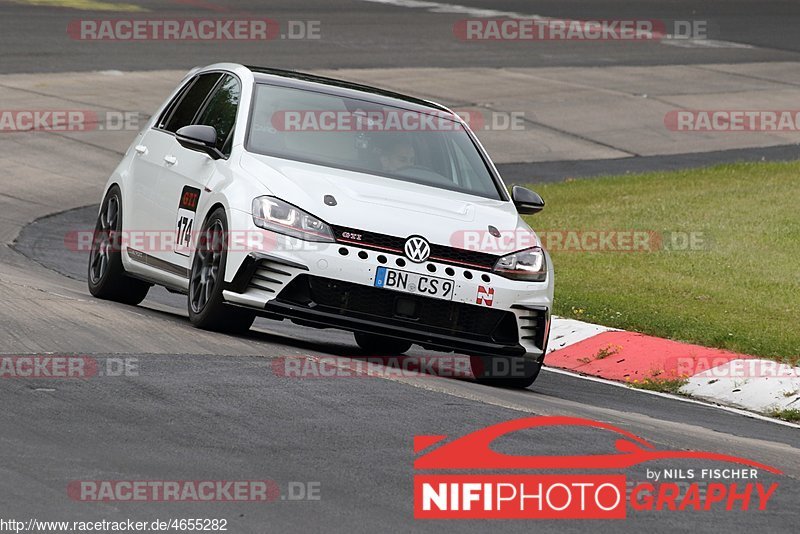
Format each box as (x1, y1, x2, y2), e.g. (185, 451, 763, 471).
(134, 144, 148, 155)
(164, 155, 177, 166)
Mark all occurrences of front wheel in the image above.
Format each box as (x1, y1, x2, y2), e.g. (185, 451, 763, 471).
(470, 355, 542, 389)
(188, 208, 256, 333)
(87, 185, 151, 305)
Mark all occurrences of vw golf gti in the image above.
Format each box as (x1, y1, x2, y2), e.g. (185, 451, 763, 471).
(88, 63, 553, 387)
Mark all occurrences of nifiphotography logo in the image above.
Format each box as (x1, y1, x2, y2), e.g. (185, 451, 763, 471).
(413, 417, 782, 520)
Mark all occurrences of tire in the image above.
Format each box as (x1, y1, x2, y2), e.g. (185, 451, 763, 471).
(188, 207, 256, 333)
(87, 185, 151, 305)
(470, 355, 542, 389)
(354, 332, 413, 355)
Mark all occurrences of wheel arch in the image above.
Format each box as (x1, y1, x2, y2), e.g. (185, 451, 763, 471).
(99, 182, 122, 209)
(194, 201, 231, 278)
(203, 201, 228, 226)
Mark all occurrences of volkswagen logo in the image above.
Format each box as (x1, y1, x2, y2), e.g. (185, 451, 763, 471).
(404, 235, 431, 263)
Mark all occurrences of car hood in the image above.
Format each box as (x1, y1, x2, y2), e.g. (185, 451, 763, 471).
(240, 153, 533, 253)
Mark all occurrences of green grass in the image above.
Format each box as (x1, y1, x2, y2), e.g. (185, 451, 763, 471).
(629, 378, 688, 395)
(523, 161, 800, 361)
(768, 408, 800, 422)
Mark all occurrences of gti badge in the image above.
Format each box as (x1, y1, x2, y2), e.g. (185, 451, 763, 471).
(404, 235, 431, 263)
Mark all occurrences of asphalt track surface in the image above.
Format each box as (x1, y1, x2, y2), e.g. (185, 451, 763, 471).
(1, 0, 800, 74)
(3, 0, 800, 178)
(2, 1, 800, 532)
(4, 196, 799, 533)
(6, 200, 800, 532)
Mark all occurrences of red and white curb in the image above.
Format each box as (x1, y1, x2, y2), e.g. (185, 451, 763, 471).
(546, 318, 800, 416)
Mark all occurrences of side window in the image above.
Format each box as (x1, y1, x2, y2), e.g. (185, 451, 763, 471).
(194, 74, 241, 156)
(156, 79, 193, 130)
(163, 73, 222, 133)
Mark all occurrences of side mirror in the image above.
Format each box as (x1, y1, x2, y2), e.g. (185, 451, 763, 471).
(511, 185, 545, 215)
(175, 125, 224, 160)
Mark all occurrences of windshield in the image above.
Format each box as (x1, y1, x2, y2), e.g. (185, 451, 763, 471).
(246, 83, 503, 200)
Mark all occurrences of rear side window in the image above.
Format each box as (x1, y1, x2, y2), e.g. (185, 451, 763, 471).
(162, 73, 222, 133)
(194, 74, 241, 155)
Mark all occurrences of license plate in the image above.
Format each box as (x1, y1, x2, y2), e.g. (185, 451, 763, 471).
(374, 267, 454, 301)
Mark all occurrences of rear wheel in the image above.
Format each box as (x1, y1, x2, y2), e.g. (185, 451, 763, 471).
(188, 208, 256, 333)
(87, 186, 151, 305)
(470, 355, 542, 389)
(354, 332, 413, 355)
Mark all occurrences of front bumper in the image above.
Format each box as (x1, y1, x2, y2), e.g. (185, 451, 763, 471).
(222, 210, 553, 360)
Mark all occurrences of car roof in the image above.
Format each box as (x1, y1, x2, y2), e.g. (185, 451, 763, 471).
(244, 65, 454, 116)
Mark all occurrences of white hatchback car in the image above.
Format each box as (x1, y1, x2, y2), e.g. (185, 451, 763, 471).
(89, 63, 553, 387)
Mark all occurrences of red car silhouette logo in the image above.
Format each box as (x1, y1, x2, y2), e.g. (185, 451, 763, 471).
(414, 416, 782, 473)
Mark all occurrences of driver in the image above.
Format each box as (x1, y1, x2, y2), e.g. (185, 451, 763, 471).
(378, 138, 416, 172)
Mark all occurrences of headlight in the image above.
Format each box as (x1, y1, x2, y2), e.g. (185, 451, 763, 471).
(493, 246, 547, 281)
(252, 196, 335, 242)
